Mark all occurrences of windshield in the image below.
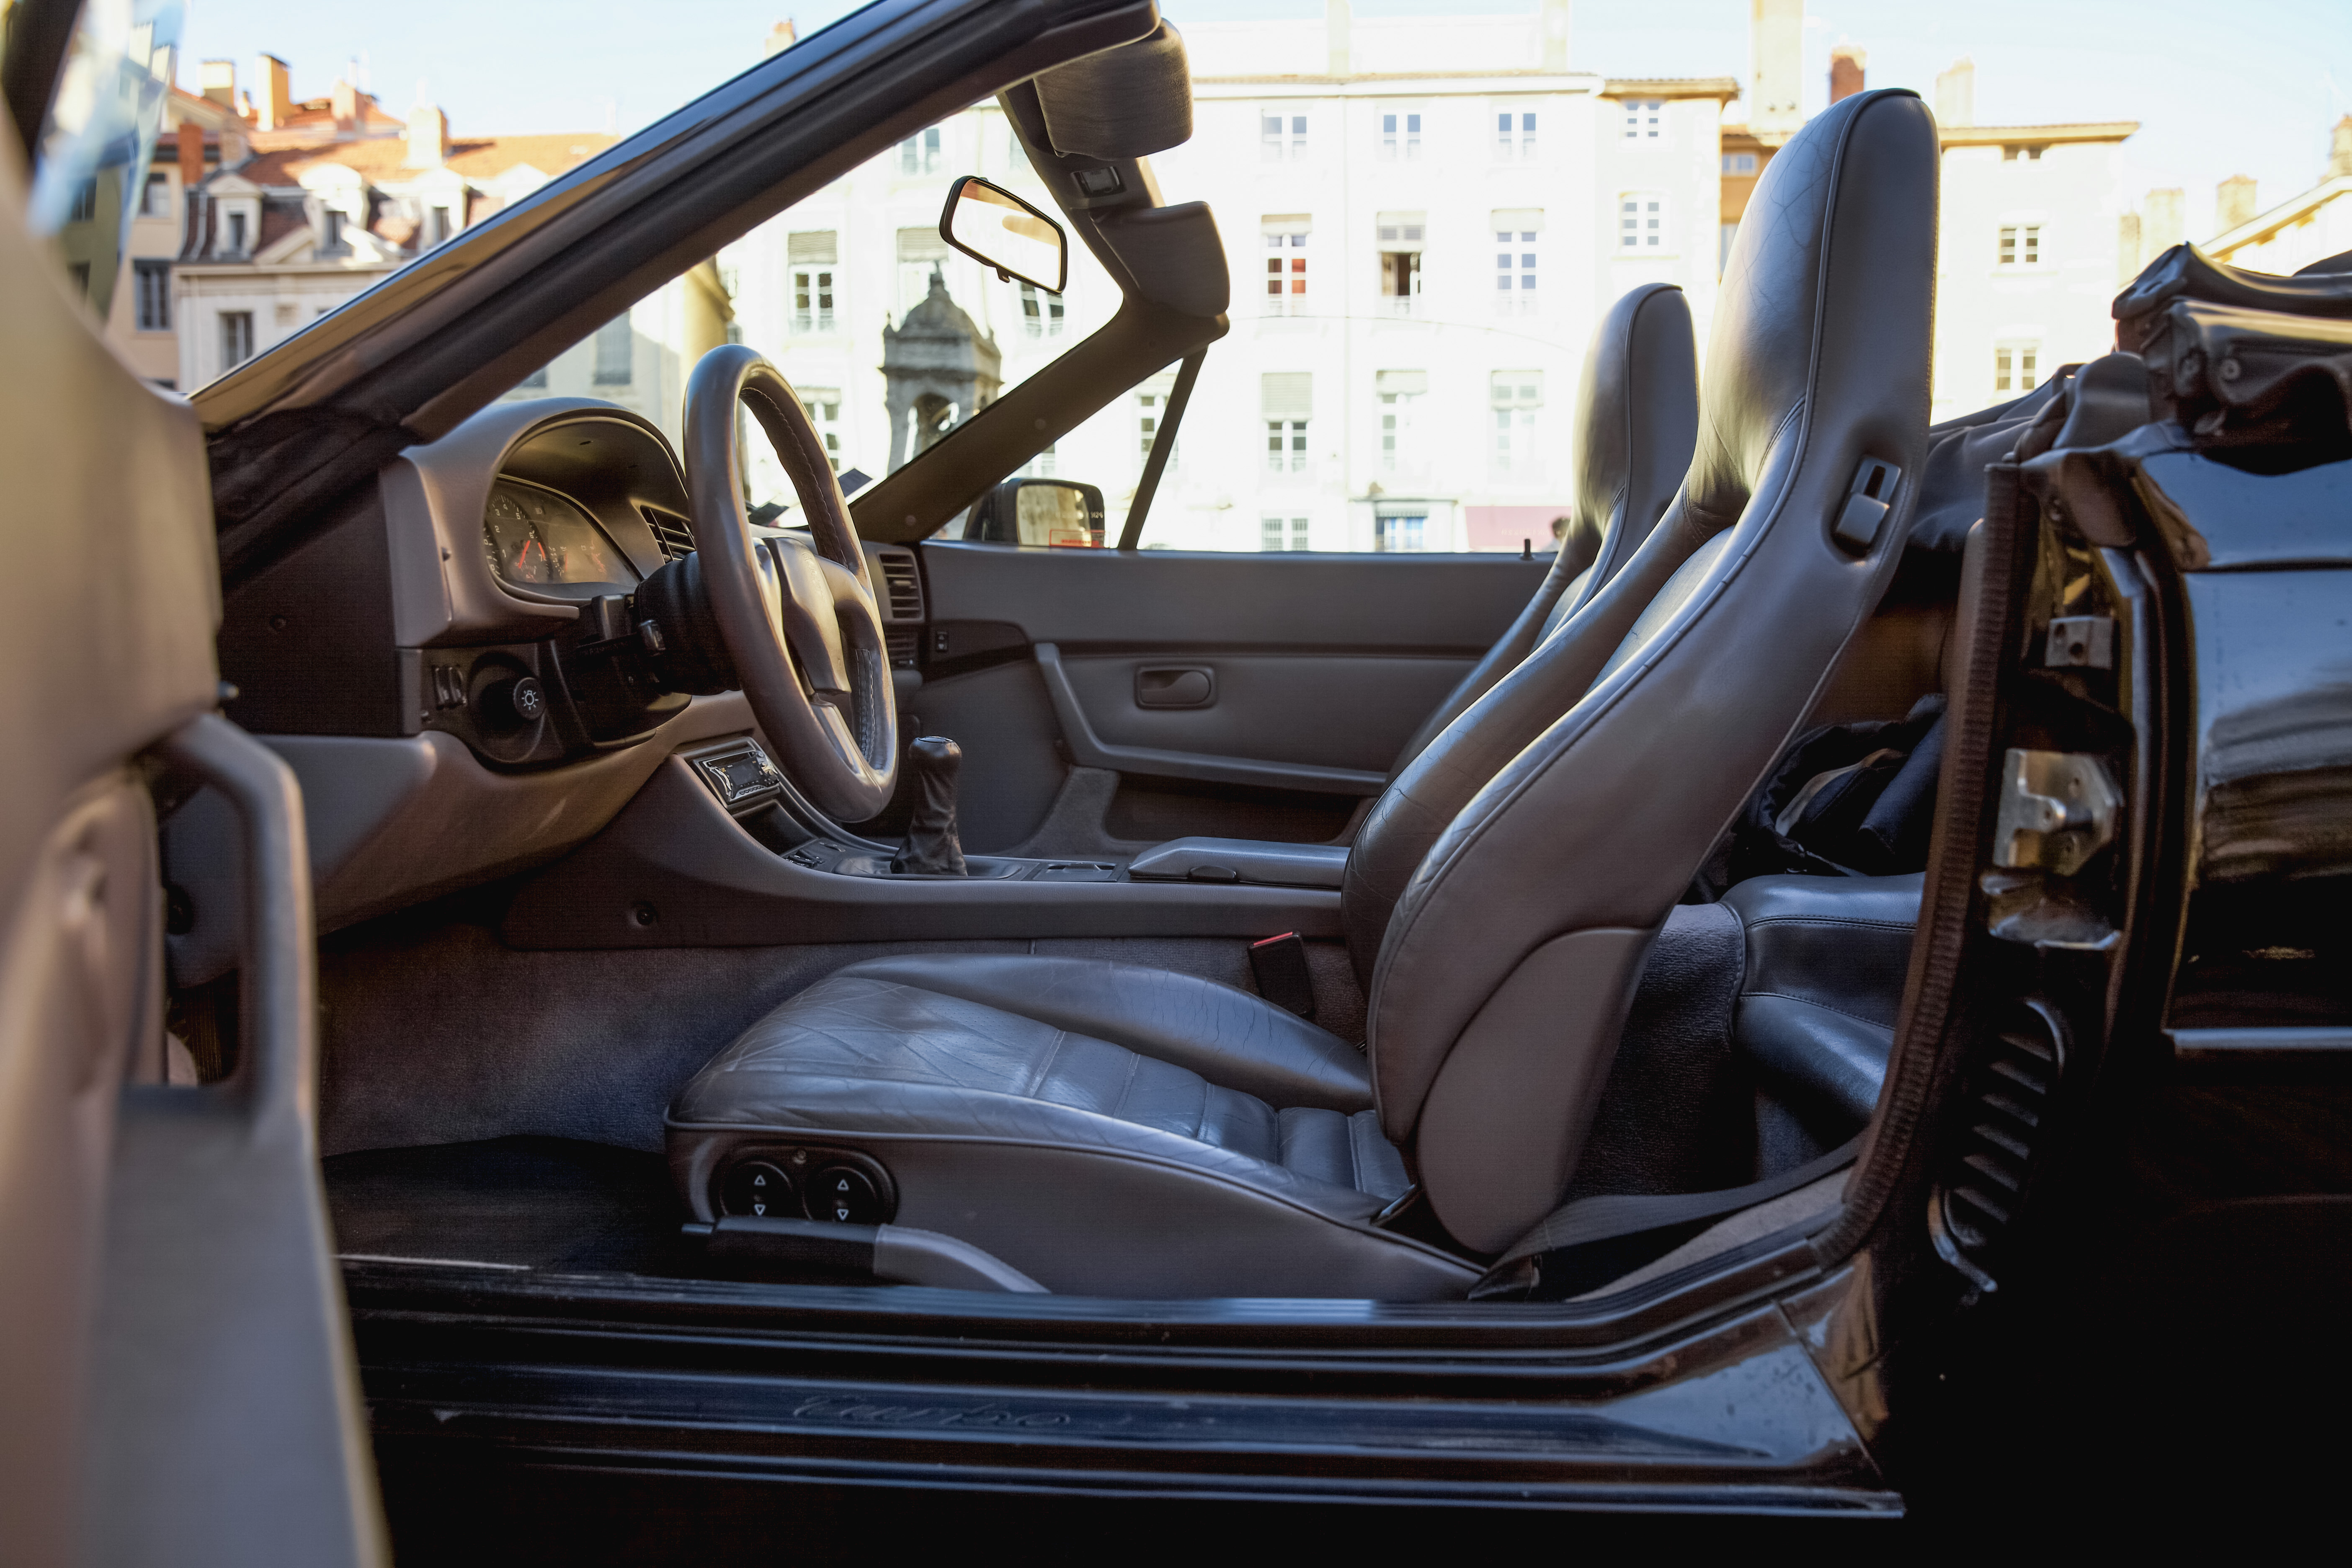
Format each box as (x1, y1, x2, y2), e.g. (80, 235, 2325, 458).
(92, 0, 2352, 551)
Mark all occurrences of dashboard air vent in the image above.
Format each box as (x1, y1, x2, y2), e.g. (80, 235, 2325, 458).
(1930, 996, 2067, 1297)
(886, 627, 919, 668)
(877, 549, 924, 622)
(643, 507, 694, 561)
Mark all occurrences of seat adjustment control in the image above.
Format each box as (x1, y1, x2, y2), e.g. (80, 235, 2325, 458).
(813, 1166, 882, 1224)
(720, 1159, 797, 1219)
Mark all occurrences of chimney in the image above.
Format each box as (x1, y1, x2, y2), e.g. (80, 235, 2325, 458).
(1541, 0, 1571, 73)
(2143, 188, 2184, 255)
(255, 54, 292, 129)
(331, 77, 359, 132)
(1935, 58, 1974, 128)
(199, 59, 236, 108)
(177, 122, 204, 190)
(407, 100, 449, 168)
(2215, 174, 2258, 234)
(2331, 114, 2352, 179)
(1326, 0, 1351, 78)
(1829, 45, 1865, 105)
(1749, 0, 1803, 137)
(763, 20, 797, 58)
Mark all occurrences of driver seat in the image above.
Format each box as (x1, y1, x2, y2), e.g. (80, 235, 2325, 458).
(668, 89, 1940, 1297)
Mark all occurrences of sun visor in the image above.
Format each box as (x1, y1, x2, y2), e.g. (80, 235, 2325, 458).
(1034, 22, 1193, 160)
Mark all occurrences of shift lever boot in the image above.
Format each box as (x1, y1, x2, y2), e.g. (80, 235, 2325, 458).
(893, 735, 970, 875)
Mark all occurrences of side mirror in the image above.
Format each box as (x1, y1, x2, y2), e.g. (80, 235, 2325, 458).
(966, 479, 1104, 548)
(939, 175, 1068, 294)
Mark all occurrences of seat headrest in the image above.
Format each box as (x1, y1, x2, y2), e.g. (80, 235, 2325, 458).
(1557, 284, 1698, 585)
(1684, 88, 1939, 534)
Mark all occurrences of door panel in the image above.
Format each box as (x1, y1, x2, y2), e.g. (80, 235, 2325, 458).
(0, 98, 382, 1566)
(909, 542, 1545, 851)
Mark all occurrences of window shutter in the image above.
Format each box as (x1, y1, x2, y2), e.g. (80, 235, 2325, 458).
(1262, 371, 1313, 420)
(896, 227, 950, 263)
(789, 230, 838, 265)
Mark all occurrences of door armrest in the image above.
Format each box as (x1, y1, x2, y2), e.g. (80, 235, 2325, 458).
(1127, 836, 1351, 889)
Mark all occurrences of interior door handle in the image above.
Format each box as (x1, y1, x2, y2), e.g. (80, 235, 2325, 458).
(1135, 666, 1214, 709)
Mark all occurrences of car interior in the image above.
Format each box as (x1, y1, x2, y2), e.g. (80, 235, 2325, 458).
(162, 21, 2015, 1307)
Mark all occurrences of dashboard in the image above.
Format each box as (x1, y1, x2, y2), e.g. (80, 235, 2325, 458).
(215, 395, 922, 775)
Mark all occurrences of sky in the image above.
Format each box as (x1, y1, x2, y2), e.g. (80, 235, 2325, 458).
(174, 0, 2351, 242)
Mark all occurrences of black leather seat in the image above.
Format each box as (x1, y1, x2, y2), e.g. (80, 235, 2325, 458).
(669, 88, 1942, 1296)
(1721, 874, 1923, 1126)
(1384, 281, 1697, 774)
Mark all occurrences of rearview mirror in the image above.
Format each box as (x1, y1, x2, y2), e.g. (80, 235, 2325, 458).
(965, 479, 1104, 548)
(940, 175, 1068, 294)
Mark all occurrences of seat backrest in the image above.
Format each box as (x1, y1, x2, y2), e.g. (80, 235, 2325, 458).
(1340, 284, 1697, 983)
(1365, 89, 1941, 1253)
(1384, 284, 1698, 773)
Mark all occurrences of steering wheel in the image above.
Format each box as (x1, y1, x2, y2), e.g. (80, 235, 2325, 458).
(681, 344, 898, 823)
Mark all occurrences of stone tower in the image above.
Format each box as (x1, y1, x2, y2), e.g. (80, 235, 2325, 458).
(880, 271, 1002, 474)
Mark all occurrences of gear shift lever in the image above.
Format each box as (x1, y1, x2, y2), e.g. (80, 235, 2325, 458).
(892, 735, 969, 876)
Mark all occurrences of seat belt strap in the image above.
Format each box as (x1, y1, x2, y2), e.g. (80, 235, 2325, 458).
(1469, 1135, 1863, 1301)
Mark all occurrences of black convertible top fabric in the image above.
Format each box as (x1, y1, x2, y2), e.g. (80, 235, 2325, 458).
(1905, 370, 2076, 552)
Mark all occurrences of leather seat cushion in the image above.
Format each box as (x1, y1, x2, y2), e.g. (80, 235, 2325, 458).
(1720, 873, 1923, 1124)
(671, 956, 1409, 1206)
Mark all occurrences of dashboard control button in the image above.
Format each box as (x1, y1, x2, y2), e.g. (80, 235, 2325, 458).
(720, 1160, 797, 1219)
(475, 674, 546, 732)
(812, 1166, 880, 1224)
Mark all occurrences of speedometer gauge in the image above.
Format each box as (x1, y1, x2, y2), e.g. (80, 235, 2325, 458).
(483, 482, 626, 587)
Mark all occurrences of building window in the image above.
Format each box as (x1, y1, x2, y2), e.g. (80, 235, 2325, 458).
(799, 388, 844, 472)
(1262, 216, 1308, 316)
(1376, 511, 1427, 553)
(1379, 111, 1421, 161)
(1018, 281, 1065, 338)
(1722, 152, 1757, 175)
(424, 205, 451, 248)
(1492, 371, 1542, 472)
(1622, 98, 1664, 140)
(789, 230, 837, 332)
(225, 210, 249, 254)
(1493, 209, 1541, 315)
(1495, 110, 1536, 160)
(219, 311, 254, 368)
(1377, 369, 1426, 474)
(142, 171, 170, 216)
(133, 259, 170, 330)
(1137, 379, 1181, 468)
(1263, 371, 1311, 476)
(1261, 516, 1310, 552)
(593, 314, 633, 384)
(321, 209, 344, 252)
(1994, 343, 2041, 394)
(1998, 224, 2042, 266)
(1377, 212, 1424, 317)
(1619, 193, 1666, 251)
(898, 127, 941, 175)
(1261, 112, 1307, 162)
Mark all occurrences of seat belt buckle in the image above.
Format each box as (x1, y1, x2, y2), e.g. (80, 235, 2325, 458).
(1249, 932, 1317, 1021)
